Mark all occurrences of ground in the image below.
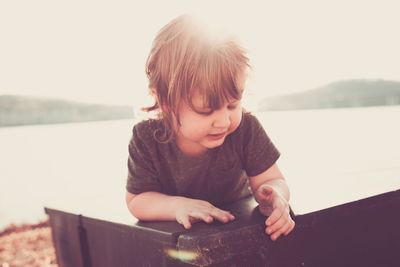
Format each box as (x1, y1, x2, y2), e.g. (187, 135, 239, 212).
(0, 220, 57, 267)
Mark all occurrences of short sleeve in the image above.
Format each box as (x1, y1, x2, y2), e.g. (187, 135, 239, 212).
(242, 114, 280, 177)
(126, 124, 162, 194)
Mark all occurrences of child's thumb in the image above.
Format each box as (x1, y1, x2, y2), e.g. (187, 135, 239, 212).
(259, 185, 274, 197)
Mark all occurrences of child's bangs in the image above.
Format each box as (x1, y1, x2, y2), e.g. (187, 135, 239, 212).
(189, 55, 243, 112)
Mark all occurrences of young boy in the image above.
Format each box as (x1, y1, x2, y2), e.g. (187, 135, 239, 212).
(126, 15, 294, 241)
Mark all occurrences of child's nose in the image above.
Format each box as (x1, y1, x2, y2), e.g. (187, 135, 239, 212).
(212, 108, 230, 128)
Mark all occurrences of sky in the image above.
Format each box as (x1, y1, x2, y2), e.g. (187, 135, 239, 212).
(1, 0, 399, 106)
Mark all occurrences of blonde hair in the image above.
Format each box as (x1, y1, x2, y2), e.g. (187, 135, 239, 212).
(144, 15, 250, 142)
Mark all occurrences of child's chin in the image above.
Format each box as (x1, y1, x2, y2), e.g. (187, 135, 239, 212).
(204, 138, 226, 148)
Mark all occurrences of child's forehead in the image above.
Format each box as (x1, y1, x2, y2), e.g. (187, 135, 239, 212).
(190, 71, 247, 106)
(194, 69, 248, 94)
(191, 91, 238, 105)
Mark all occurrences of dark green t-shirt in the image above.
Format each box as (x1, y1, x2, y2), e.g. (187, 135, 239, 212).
(126, 112, 280, 205)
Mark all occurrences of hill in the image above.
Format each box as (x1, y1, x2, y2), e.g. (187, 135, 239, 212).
(0, 95, 133, 127)
(258, 79, 400, 111)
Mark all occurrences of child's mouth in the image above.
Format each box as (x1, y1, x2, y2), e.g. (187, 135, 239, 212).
(207, 132, 226, 140)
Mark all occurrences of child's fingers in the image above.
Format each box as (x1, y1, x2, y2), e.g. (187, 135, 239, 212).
(265, 210, 295, 240)
(271, 218, 295, 240)
(265, 212, 286, 235)
(283, 220, 295, 236)
(177, 215, 192, 229)
(189, 211, 214, 224)
(265, 207, 284, 227)
(265, 197, 289, 224)
(208, 208, 235, 223)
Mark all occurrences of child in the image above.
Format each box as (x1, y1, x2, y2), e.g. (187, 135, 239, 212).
(125, 15, 295, 241)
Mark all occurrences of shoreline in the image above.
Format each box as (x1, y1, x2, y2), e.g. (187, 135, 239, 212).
(0, 220, 49, 237)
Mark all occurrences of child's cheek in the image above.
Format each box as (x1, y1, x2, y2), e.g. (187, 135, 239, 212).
(228, 112, 242, 134)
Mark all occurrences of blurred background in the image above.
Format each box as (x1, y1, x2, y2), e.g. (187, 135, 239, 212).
(1, 0, 400, 229)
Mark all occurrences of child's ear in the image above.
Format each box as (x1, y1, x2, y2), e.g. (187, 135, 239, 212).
(161, 104, 170, 113)
(159, 103, 171, 116)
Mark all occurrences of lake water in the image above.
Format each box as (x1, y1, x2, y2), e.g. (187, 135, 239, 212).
(1, 106, 400, 229)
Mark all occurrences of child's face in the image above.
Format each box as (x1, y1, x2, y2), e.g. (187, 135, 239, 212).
(175, 76, 246, 156)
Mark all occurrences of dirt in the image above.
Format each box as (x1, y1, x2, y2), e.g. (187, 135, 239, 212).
(0, 220, 57, 267)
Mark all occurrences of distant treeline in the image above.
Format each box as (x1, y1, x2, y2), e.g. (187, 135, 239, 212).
(2, 79, 400, 127)
(0, 95, 134, 127)
(258, 79, 400, 111)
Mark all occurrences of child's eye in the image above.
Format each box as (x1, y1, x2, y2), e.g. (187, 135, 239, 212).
(197, 109, 214, 116)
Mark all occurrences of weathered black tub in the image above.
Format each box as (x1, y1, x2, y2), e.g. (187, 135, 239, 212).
(45, 189, 400, 267)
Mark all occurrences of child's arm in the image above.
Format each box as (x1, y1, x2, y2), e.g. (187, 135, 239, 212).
(248, 163, 295, 241)
(126, 191, 235, 229)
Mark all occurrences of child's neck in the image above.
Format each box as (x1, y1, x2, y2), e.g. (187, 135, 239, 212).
(175, 137, 208, 157)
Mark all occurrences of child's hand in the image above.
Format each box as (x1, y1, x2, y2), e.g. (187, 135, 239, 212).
(175, 198, 235, 229)
(256, 184, 295, 241)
